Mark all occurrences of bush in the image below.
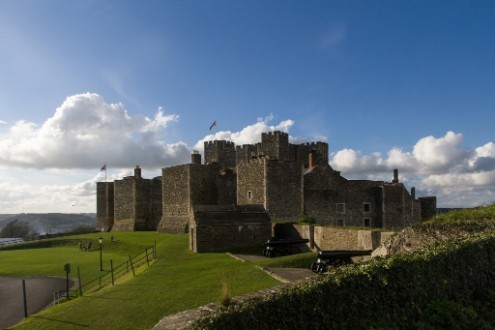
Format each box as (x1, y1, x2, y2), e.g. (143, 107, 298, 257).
(298, 214, 315, 225)
(0, 219, 37, 240)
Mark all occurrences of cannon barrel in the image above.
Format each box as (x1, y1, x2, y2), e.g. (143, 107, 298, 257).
(265, 238, 309, 246)
(317, 250, 372, 258)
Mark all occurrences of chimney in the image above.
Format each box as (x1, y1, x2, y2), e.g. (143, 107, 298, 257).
(134, 165, 142, 178)
(191, 150, 202, 165)
(411, 187, 416, 199)
(392, 169, 399, 183)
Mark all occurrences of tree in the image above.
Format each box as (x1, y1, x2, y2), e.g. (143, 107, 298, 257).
(0, 219, 36, 240)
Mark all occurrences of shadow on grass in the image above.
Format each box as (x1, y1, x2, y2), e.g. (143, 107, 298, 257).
(31, 316, 89, 327)
(84, 295, 135, 301)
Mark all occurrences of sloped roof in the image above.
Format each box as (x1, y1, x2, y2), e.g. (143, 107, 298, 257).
(191, 204, 271, 225)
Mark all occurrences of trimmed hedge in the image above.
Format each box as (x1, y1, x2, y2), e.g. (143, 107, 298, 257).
(192, 234, 495, 329)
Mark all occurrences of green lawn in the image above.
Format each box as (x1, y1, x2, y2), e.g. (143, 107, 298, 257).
(2, 232, 280, 329)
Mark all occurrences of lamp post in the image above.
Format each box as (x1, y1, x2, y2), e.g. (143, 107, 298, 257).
(98, 236, 103, 271)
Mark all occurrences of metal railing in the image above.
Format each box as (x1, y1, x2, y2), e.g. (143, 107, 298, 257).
(53, 244, 156, 305)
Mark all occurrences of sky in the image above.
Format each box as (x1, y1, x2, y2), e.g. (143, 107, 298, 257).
(0, 0, 494, 213)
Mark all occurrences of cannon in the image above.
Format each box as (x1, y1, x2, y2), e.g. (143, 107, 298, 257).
(311, 250, 373, 273)
(262, 238, 310, 257)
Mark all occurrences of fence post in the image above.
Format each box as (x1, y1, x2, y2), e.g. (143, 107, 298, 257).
(111, 259, 114, 286)
(129, 255, 135, 277)
(78, 266, 83, 296)
(22, 279, 28, 317)
(145, 247, 150, 267)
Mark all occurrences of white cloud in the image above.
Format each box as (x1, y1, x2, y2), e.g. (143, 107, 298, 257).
(0, 120, 6, 125)
(193, 115, 295, 152)
(412, 131, 468, 173)
(0, 93, 190, 169)
(329, 131, 495, 207)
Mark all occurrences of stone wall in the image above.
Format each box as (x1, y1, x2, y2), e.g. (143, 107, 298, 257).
(216, 170, 237, 204)
(158, 165, 191, 233)
(274, 223, 395, 251)
(113, 177, 135, 231)
(236, 144, 258, 164)
(265, 160, 303, 222)
(260, 131, 289, 161)
(419, 196, 437, 221)
(96, 182, 114, 231)
(150, 177, 163, 230)
(190, 205, 271, 252)
(237, 159, 265, 206)
(296, 142, 329, 168)
(204, 140, 236, 168)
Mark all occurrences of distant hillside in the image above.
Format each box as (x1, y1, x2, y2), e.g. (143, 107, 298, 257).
(0, 213, 96, 234)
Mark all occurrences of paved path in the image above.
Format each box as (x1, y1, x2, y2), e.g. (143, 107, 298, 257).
(0, 276, 73, 329)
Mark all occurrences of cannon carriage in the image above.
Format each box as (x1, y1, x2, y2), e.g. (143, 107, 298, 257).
(262, 238, 310, 257)
(311, 249, 373, 273)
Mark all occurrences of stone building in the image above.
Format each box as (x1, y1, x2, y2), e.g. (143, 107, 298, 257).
(98, 166, 162, 232)
(189, 204, 271, 252)
(97, 130, 436, 248)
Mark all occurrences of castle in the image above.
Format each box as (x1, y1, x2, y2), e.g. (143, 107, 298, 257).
(97, 131, 436, 251)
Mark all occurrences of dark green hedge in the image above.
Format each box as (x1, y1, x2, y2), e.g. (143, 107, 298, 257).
(192, 234, 495, 329)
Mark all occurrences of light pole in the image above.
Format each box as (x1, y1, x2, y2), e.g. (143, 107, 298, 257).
(98, 236, 103, 271)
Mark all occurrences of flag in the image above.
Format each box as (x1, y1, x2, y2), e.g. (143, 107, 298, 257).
(209, 120, 217, 130)
(100, 164, 106, 171)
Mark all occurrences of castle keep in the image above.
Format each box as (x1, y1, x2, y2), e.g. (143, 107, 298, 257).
(97, 131, 436, 251)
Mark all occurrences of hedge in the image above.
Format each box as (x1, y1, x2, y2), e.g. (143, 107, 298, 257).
(192, 234, 495, 329)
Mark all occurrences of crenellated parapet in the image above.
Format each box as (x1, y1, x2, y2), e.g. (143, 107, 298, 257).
(236, 144, 258, 164)
(204, 140, 236, 168)
(295, 141, 329, 168)
(260, 131, 290, 161)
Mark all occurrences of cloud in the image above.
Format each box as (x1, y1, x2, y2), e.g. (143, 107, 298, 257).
(0, 120, 6, 125)
(0, 93, 190, 169)
(319, 26, 347, 49)
(329, 131, 495, 207)
(193, 115, 295, 152)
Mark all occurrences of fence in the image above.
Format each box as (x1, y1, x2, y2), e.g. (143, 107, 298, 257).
(0, 237, 24, 246)
(53, 244, 156, 304)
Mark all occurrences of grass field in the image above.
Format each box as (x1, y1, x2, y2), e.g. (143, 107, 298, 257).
(2, 232, 281, 329)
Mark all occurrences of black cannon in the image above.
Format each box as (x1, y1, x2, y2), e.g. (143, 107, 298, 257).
(262, 238, 310, 257)
(311, 250, 373, 273)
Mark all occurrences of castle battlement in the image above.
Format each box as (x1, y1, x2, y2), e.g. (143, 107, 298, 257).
(262, 131, 288, 137)
(204, 140, 235, 147)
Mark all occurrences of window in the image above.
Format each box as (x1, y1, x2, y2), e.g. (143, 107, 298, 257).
(364, 218, 371, 227)
(337, 219, 345, 226)
(247, 191, 253, 200)
(336, 203, 345, 214)
(363, 203, 371, 213)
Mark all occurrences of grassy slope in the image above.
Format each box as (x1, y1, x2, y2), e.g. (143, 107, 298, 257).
(4, 232, 280, 329)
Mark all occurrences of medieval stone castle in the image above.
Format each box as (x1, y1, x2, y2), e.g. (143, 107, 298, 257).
(97, 131, 436, 252)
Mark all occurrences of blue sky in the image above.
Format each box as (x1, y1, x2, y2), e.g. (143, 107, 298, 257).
(0, 1, 494, 213)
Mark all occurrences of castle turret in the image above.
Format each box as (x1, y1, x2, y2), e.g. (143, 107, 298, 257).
(204, 140, 236, 168)
(134, 165, 142, 178)
(191, 150, 202, 165)
(392, 169, 399, 183)
(260, 131, 289, 161)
